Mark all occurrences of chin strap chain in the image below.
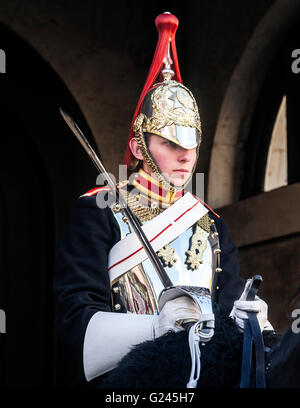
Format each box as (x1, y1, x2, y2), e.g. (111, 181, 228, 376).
(186, 314, 215, 388)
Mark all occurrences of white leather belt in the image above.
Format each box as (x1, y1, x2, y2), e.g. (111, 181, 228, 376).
(108, 192, 208, 284)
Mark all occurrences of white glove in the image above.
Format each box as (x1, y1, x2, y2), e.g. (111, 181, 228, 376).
(83, 296, 201, 381)
(153, 296, 201, 338)
(230, 280, 273, 332)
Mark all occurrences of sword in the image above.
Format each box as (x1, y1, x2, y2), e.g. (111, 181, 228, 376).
(59, 108, 173, 288)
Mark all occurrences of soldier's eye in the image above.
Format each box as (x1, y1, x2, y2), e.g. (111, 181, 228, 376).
(164, 140, 177, 148)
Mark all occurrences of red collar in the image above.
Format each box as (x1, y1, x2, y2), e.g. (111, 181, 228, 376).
(132, 169, 183, 206)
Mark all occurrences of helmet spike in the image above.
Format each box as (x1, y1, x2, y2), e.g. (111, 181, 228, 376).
(124, 12, 182, 170)
(162, 37, 175, 81)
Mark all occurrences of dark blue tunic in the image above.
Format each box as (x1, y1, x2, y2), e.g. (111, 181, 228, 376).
(53, 192, 245, 387)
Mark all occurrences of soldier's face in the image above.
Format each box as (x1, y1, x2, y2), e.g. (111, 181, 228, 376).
(145, 134, 197, 186)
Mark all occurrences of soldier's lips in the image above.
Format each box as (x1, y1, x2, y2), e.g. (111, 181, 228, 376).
(172, 169, 189, 173)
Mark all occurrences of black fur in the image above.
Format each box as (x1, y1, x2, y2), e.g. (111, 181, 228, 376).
(101, 305, 246, 388)
(266, 327, 300, 387)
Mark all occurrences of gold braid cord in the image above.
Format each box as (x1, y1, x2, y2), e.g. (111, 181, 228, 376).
(121, 189, 164, 223)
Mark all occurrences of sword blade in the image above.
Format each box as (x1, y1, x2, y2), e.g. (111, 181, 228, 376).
(59, 108, 117, 195)
(59, 108, 173, 288)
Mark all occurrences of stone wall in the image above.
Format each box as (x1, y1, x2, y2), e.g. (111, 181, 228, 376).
(0, 0, 274, 182)
(218, 183, 300, 333)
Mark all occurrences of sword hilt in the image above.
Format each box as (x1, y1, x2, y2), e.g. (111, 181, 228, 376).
(245, 275, 263, 301)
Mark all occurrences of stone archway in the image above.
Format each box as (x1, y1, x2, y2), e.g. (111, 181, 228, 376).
(206, 0, 300, 333)
(207, 0, 300, 209)
(0, 23, 97, 386)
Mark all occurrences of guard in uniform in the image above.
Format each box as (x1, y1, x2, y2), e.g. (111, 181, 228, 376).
(53, 12, 275, 388)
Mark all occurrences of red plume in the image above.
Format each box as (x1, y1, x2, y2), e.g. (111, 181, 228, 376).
(123, 12, 182, 170)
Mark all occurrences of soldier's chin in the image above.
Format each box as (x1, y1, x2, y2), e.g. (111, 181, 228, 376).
(167, 173, 190, 187)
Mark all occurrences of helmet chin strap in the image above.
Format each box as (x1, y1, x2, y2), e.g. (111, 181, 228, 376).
(136, 128, 200, 194)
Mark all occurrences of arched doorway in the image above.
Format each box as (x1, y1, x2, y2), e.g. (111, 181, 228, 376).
(242, 22, 300, 197)
(0, 23, 98, 386)
(207, 0, 300, 208)
(206, 3, 300, 333)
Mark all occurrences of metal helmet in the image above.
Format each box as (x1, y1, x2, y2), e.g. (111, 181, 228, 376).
(125, 12, 202, 191)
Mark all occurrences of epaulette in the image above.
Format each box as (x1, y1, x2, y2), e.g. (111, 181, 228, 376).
(79, 180, 129, 198)
(79, 186, 110, 198)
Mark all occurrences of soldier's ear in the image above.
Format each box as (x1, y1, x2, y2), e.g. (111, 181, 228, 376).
(129, 137, 144, 161)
